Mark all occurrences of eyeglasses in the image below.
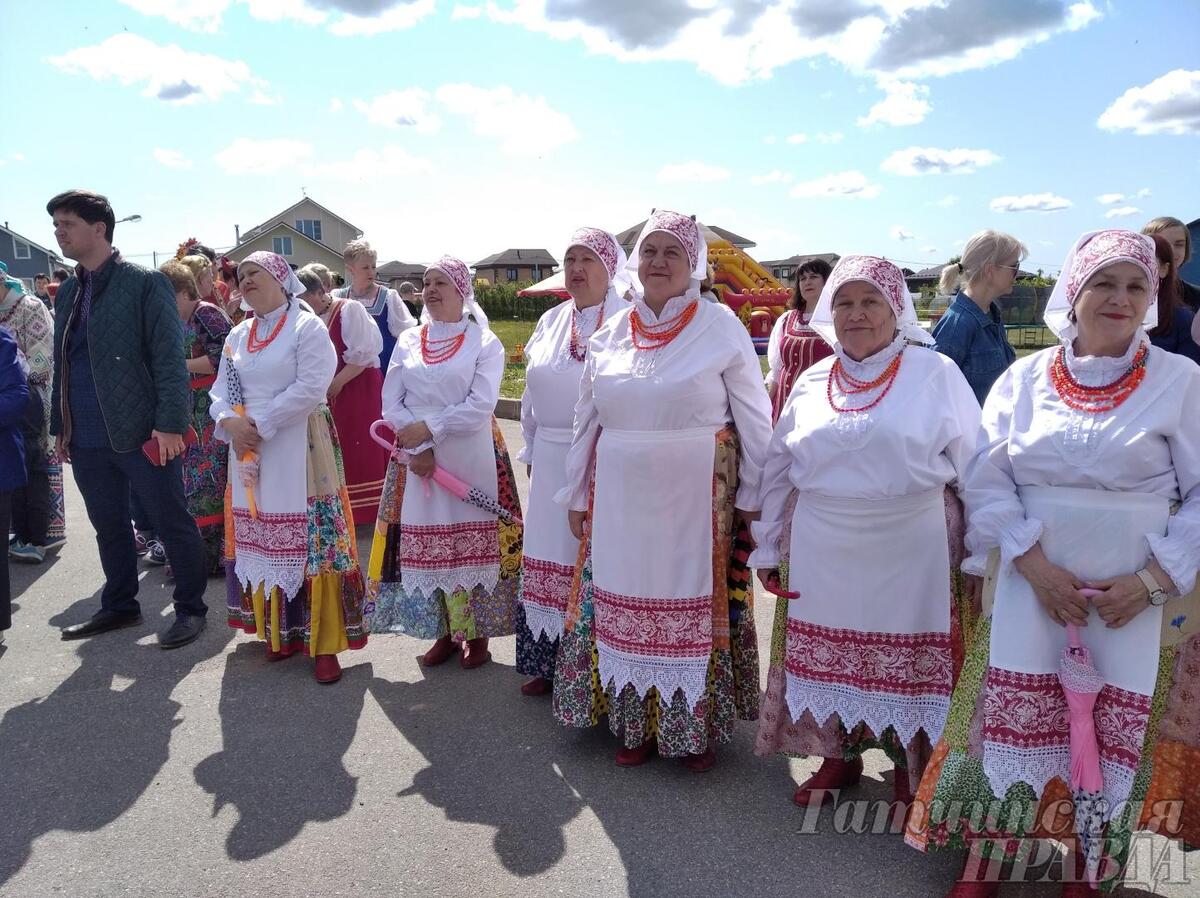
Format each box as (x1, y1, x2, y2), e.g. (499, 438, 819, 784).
(998, 262, 1022, 274)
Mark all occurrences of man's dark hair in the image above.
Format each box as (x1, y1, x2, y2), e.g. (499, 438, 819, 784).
(34, 274, 50, 284)
(46, 189, 116, 243)
(52, 267, 71, 282)
(193, 244, 217, 263)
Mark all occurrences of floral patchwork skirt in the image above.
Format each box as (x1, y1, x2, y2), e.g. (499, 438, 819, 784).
(551, 426, 760, 758)
(225, 406, 367, 657)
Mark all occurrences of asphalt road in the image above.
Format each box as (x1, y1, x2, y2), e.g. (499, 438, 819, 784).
(1, 419, 1194, 898)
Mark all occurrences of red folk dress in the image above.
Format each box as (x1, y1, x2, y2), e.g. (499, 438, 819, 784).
(766, 309, 835, 423)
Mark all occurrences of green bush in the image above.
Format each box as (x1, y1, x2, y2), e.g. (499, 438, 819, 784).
(476, 281, 562, 321)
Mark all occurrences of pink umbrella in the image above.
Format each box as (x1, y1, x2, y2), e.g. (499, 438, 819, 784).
(1060, 587, 1106, 888)
(370, 420, 522, 525)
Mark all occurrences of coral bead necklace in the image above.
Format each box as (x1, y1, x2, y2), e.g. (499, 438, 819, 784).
(421, 324, 466, 365)
(826, 352, 903, 413)
(246, 310, 287, 353)
(630, 300, 698, 351)
(1049, 343, 1148, 413)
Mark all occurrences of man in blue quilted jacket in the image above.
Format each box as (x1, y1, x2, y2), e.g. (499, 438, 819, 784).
(48, 189, 207, 649)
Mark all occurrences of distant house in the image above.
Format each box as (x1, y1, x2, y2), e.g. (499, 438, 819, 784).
(906, 263, 1036, 293)
(473, 249, 558, 285)
(615, 221, 756, 255)
(0, 221, 65, 288)
(377, 260, 426, 292)
(1182, 217, 1200, 286)
(759, 252, 840, 284)
(226, 197, 361, 273)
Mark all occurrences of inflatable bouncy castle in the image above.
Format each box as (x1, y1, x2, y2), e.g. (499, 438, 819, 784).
(705, 236, 791, 354)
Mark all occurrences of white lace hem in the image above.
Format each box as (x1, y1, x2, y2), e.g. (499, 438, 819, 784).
(234, 555, 306, 601)
(783, 673, 950, 748)
(981, 742, 1137, 822)
(398, 563, 500, 599)
(522, 602, 564, 642)
(596, 643, 710, 710)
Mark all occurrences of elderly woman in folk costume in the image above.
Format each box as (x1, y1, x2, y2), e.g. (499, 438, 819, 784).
(515, 227, 628, 697)
(297, 264, 390, 522)
(211, 251, 367, 684)
(367, 255, 523, 670)
(906, 230, 1200, 897)
(1, 261, 65, 564)
(555, 210, 772, 771)
(751, 256, 981, 810)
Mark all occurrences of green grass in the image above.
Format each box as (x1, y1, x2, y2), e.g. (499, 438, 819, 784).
(491, 319, 537, 399)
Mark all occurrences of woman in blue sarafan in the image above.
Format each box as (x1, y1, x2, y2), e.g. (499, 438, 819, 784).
(333, 239, 418, 369)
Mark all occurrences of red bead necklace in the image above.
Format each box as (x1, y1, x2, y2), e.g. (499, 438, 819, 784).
(568, 304, 601, 362)
(630, 301, 698, 351)
(246, 310, 288, 354)
(826, 352, 903, 413)
(1049, 344, 1148, 413)
(420, 325, 466, 365)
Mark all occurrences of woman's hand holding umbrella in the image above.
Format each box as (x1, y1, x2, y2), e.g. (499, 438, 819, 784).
(408, 447, 435, 478)
(398, 420, 433, 449)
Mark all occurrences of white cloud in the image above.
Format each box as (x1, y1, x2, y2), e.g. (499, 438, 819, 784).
(47, 33, 269, 105)
(763, 135, 778, 145)
(1097, 193, 1126, 205)
(1104, 205, 1141, 219)
(881, 146, 1000, 176)
(989, 193, 1073, 213)
(329, 97, 343, 113)
(1135, 187, 1152, 198)
(248, 88, 281, 106)
(328, 0, 435, 36)
(214, 138, 313, 175)
(434, 83, 578, 156)
(934, 194, 959, 207)
(214, 138, 433, 181)
(658, 161, 731, 183)
(786, 133, 809, 144)
(816, 131, 844, 144)
(858, 79, 930, 127)
(891, 226, 915, 241)
(749, 170, 794, 186)
(453, 4, 483, 19)
(116, 0, 433, 35)
(790, 170, 881, 199)
(153, 148, 193, 169)
(354, 89, 442, 133)
(1098, 69, 1200, 136)
(10, 153, 26, 163)
(921, 246, 939, 254)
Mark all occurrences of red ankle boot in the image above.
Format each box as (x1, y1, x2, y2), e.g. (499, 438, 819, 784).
(314, 654, 342, 684)
(682, 747, 716, 772)
(615, 739, 655, 767)
(521, 676, 552, 696)
(421, 637, 458, 667)
(461, 637, 491, 669)
(793, 756, 863, 806)
(943, 851, 1002, 898)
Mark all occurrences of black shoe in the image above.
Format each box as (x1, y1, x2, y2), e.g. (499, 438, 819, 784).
(159, 614, 206, 650)
(61, 609, 143, 640)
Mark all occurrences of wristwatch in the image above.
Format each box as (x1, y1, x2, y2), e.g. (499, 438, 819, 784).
(1135, 568, 1169, 607)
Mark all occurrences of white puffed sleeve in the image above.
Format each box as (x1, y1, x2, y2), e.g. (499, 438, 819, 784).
(765, 311, 786, 390)
(555, 346, 600, 513)
(720, 318, 774, 511)
(386, 289, 418, 337)
(336, 299, 384, 367)
(253, 313, 337, 442)
(962, 366, 1043, 576)
(937, 357, 984, 494)
(747, 391, 798, 570)
(424, 330, 504, 444)
(1146, 369, 1200, 594)
(516, 314, 550, 466)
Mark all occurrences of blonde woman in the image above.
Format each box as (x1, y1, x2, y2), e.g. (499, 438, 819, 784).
(932, 231, 1027, 405)
(334, 239, 417, 370)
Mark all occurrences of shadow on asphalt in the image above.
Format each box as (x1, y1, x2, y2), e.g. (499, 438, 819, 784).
(0, 588, 233, 887)
(193, 645, 371, 862)
(8, 549, 61, 601)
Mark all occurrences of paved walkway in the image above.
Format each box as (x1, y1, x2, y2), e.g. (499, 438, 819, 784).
(1, 420, 1193, 897)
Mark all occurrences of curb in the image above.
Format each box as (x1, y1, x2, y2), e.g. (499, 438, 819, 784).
(495, 397, 521, 421)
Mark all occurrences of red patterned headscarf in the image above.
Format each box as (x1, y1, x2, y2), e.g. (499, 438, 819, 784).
(808, 255, 932, 348)
(1045, 229, 1158, 340)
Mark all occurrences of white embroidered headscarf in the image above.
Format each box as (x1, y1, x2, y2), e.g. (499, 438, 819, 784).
(238, 251, 306, 299)
(422, 254, 490, 329)
(624, 209, 708, 301)
(809, 255, 932, 349)
(1044, 229, 1158, 343)
(565, 226, 631, 302)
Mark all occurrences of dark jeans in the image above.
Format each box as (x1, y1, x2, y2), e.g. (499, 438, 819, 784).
(0, 489, 11, 630)
(129, 491, 153, 535)
(70, 446, 207, 619)
(12, 393, 50, 546)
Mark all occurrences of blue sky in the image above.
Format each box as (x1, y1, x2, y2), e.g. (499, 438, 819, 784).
(3, 0, 1198, 274)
